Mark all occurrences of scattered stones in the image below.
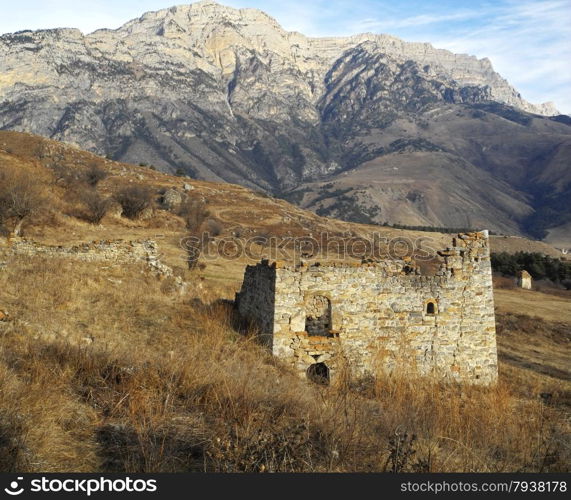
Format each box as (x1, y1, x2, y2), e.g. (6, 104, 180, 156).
(162, 188, 183, 209)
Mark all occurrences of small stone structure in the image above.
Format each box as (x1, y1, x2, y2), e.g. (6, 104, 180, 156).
(236, 231, 498, 385)
(0, 238, 180, 281)
(516, 270, 532, 290)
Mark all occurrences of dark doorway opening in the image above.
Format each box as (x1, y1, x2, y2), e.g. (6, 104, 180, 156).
(426, 302, 436, 315)
(307, 363, 330, 384)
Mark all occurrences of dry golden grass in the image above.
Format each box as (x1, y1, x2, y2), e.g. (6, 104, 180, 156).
(0, 254, 569, 473)
(1, 130, 570, 473)
(494, 288, 571, 324)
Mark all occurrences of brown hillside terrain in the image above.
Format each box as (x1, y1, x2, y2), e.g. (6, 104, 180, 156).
(289, 151, 532, 235)
(0, 130, 563, 258)
(284, 105, 571, 238)
(495, 289, 571, 324)
(1, 131, 570, 472)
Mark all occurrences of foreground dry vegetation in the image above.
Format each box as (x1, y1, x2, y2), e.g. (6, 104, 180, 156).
(0, 255, 569, 473)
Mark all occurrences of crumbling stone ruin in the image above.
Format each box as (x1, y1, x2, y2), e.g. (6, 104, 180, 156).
(516, 270, 532, 290)
(236, 231, 498, 385)
(0, 238, 181, 283)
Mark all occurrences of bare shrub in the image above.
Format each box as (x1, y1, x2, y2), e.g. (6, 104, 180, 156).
(0, 166, 46, 236)
(76, 188, 110, 224)
(206, 218, 223, 236)
(83, 164, 108, 187)
(113, 185, 153, 219)
(493, 275, 516, 289)
(178, 198, 210, 232)
(185, 232, 210, 270)
(51, 163, 79, 187)
(178, 199, 212, 269)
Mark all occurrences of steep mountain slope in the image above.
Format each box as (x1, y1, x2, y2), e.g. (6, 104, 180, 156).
(286, 103, 571, 237)
(0, 0, 569, 239)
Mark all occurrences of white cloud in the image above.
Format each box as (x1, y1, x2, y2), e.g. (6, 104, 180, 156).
(432, 0, 571, 113)
(348, 10, 483, 32)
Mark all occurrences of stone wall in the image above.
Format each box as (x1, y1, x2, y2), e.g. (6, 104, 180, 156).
(234, 260, 276, 348)
(236, 231, 498, 385)
(0, 238, 177, 278)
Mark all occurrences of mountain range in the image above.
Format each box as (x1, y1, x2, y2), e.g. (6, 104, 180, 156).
(0, 0, 570, 243)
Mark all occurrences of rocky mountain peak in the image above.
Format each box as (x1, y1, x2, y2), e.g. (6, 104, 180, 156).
(115, 1, 285, 38)
(0, 1, 568, 240)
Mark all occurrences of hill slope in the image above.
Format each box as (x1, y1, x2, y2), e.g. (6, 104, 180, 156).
(0, 132, 569, 473)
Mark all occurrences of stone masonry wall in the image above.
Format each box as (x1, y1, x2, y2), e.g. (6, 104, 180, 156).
(235, 260, 276, 348)
(237, 231, 498, 385)
(0, 238, 177, 278)
(517, 270, 532, 290)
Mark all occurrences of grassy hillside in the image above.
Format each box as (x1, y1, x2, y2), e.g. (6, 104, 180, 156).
(0, 254, 569, 473)
(1, 131, 569, 472)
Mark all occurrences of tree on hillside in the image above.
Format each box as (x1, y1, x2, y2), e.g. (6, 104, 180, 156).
(0, 166, 45, 236)
(83, 163, 108, 187)
(113, 185, 153, 219)
(178, 198, 212, 269)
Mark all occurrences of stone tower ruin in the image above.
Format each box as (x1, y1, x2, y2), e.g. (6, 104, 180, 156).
(235, 231, 498, 385)
(516, 270, 532, 290)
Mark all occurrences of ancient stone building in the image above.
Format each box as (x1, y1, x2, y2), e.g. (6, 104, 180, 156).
(516, 270, 532, 290)
(235, 231, 498, 385)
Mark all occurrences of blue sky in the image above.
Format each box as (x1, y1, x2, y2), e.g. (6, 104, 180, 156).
(1, 0, 570, 113)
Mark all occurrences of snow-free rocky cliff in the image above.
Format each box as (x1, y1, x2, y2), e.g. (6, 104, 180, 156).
(1, 0, 570, 238)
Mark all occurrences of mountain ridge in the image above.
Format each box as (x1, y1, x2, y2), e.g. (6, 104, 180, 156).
(0, 0, 569, 241)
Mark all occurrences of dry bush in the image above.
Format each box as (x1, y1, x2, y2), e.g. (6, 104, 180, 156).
(74, 188, 110, 224)
(205, 218, 223, 237)
(50, 163, 81, 187)
(178, 199, 212, 269)
(83, 164, 108, 187)
(178, 198, 210, 232)
(0, 166, 46, 236)
(113, 185, 153, 219)
(493, 275, 516, 289)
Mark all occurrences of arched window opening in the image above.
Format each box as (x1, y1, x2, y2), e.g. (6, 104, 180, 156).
(307, 363, 330, 384)
(426, 301, 436, 315)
